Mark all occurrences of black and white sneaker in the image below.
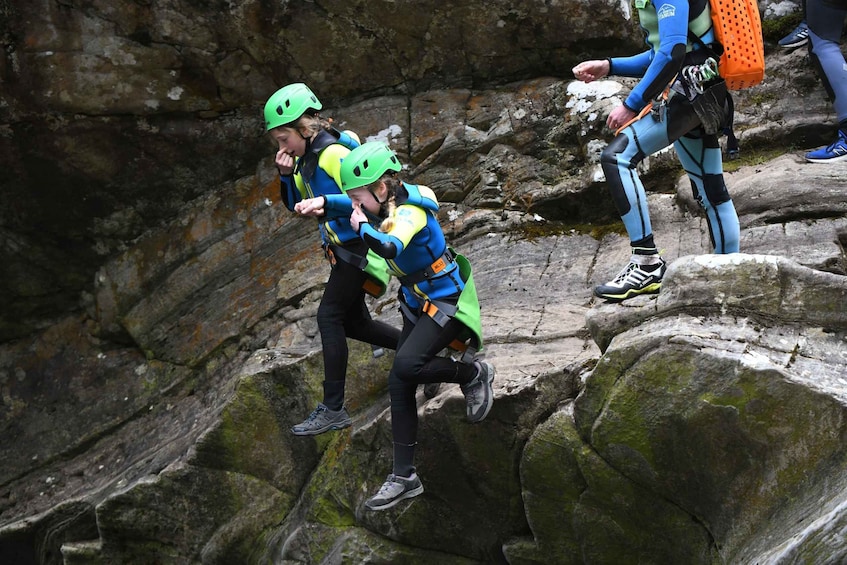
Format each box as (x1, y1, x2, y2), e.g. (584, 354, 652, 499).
(594, 258, 666, 302)
(290, 403, 352, 436)
(460, 361, 495, 423)
(365, 473, 424, 511)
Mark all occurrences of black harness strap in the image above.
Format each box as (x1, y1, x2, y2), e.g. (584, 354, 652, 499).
(398, 248, 456, 286)
(325, 244, 368, 270)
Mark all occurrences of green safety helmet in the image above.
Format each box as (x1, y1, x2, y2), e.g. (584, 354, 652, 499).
(340, 141, 402, 192)
(263, 83, 322, 131)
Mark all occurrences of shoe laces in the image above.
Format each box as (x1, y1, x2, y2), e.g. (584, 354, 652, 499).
(617, 261, 663, 286)
(306, 405, 327, 422)
(376, 475, 401, 496)
(466, 383, 479, 405)
(824, 136, 846, 153)
(611, 262, 638, 284)
(464, 364, 483, 399)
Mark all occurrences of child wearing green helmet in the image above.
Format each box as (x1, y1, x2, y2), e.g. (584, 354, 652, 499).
(263, 84, 400, 436)
(339, 141, 495, 511)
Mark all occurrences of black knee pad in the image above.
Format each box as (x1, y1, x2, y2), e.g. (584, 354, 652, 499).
(689, 179, 704, 208)
(702, 173, 731, 206)
(600, 135, 638, 217)
(601, 133, 631, 160)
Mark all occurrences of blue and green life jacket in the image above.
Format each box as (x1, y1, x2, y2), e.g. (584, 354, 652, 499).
(358, 182, 484, 357)
(279, 128, 360, 247)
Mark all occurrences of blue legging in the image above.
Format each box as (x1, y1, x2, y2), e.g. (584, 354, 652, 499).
(600, 94, 740, 254)
(807, 0, 847, 124)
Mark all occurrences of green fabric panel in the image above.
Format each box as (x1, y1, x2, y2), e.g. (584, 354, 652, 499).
(689, 5, 712, 40)
(453, 252, 484, 353)
(364, 249, 391, 297)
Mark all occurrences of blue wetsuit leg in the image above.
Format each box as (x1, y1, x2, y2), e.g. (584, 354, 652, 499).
(807, 0, 847, 123)
(675, 133, 740, 253)
(601, 94, 739, 253)
(600, 113, 669, 243)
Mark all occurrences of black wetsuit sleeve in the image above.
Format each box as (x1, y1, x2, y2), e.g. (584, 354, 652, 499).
(360, 223, 400, 259)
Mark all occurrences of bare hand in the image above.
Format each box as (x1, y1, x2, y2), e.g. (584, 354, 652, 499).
(275, 150, 295, 175)
(350, 204, 367, 232)
(606, 104, 637, 132)
(572, 60, 610, 83)
(294, 197, 325, 217)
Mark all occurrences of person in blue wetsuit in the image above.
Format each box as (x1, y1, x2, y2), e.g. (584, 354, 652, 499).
(573, 0, 740, 302)
(338, 141, 495, 511)
(263, 83, 400, 435)
(805, 0, 847, 162)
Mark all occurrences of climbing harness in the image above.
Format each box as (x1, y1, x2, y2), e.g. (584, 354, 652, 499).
(399, 297, 478, 364)
(324, 244, 388, 298)
(616, 80, 674, 136)
(397, 248, 456, 287)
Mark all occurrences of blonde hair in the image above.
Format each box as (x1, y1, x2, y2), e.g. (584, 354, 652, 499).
(292, 114, 334, 137)
(377, 175, 402, 233)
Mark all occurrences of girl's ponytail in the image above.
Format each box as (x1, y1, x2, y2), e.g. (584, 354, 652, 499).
(378, 176, 402, 233)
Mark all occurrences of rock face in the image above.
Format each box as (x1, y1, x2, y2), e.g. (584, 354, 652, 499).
(0, 0, 641, 343)
(571, 256, 847, 564)
(4, 0, 847, 564)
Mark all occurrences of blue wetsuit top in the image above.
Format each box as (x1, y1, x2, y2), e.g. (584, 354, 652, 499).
(279, 129, 360, 247)
(355, 182, 465, 308)
(610, 0, 715, 112)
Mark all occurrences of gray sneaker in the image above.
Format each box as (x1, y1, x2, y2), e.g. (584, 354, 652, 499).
(460, 361, 495, 423)
(290, 403, 352, 436)
(365, 473, 424, 511)
(423, 382, 441, 399)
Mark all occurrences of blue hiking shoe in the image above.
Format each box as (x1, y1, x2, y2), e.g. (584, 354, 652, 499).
(805, 131, 847, 163)
(778, 21, 809, 49)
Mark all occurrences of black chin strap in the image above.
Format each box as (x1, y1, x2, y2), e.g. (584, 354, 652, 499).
(294, 134, 318, 180)
(358, 190, 383, 224)
(362, 208, 384, 225)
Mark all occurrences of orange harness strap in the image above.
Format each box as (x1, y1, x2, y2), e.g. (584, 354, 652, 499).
(362, 278, 382, 297)
(614, 79, 675, 137)
(421, 300, 469, 352)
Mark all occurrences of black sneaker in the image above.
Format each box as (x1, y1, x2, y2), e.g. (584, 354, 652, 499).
(365, 473, 424, 511)
(594, 258, 666, 302)
(290, 403, 352, 436)
(778, 21, 809, 49)
(460, 361, 495, 423)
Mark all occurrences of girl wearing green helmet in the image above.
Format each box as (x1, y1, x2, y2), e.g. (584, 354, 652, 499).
(340, 141, 495, 511)
(263, 84, 400, 436)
